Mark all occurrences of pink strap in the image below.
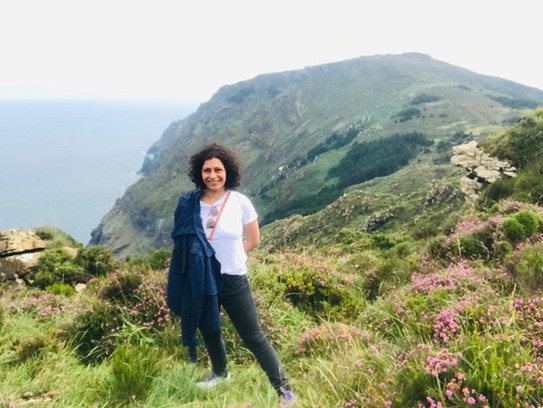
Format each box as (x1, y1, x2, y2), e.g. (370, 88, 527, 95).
(207, 190, 231, 243)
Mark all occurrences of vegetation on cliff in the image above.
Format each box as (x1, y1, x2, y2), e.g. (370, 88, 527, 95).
(89, 53, 543, 258)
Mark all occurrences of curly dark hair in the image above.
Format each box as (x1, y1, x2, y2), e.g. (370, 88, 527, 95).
(188, 143, 242, 190)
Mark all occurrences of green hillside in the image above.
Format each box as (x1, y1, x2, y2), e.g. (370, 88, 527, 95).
(2, 108, 543, 407)
(89, 53, 543, 258)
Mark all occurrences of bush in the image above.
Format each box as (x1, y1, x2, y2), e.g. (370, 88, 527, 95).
(66, 300, 118, 363)
(127, 248, 171, 271)
(98, 270, 144, 306)
(459, 230, 493, 259)
(264, 253, 365, 321)
(502, 209, 542, 242)
(45, 282, 76, 296)
(502, 217, 526, 243)
(33, 226, 82, 248)
(506, 243, 543, 291)
(31, 248, 85, 289)
(75, 245, 117, 276)
(514, 210, 542, 236)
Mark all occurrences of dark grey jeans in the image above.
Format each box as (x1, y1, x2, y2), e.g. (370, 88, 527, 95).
(199, 274, 290, 393)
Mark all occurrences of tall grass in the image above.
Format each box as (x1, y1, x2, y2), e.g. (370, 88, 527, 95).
(1, 200, 543, 407)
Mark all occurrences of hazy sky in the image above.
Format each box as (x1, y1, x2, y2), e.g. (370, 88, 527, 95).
(1, 0, 540, 103)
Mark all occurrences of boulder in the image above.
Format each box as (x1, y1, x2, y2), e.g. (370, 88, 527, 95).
(0, 229, 47, 284)
(451, 141, 516, 202)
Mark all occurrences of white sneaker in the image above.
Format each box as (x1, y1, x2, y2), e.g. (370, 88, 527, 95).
(279, 388, 296, 407)
(196, 372, 231, 389)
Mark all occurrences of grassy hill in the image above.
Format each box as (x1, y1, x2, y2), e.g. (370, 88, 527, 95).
(1, 108, 543, 407)
(88, 53, 543, 258)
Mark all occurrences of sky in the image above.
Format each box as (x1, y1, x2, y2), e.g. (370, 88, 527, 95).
(1, 0, 541, 104)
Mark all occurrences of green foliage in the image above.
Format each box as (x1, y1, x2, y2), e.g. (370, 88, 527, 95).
(459, 228, 495, 259)
(506, 242, 543, 292)
(482, 177, 516, 204)
(502, 210, 542, 242)
(31, 248, 85, 289)
(105, 338, 160, 402)
(306, 127, 359, 161)
(481, 107, 543, 168)
(395, 107, 421, 122)
(65, 300, 118, 363)
(488, 95, 540, 110)
(410, 93, 440, 105)
(294, 322, 370, 357)
(75, 245, 117, 277)
(45, 282, 76, 296)
(256, 252, 365, 321)
(328, 132, 432, 189)
(126, 248, 171, 271)
(482, 164, 543, 206)
(97, 270, 144, 305)
(514, 209, 542, 236)
(33, 225, 82, 248)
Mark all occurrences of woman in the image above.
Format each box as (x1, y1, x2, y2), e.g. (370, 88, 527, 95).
(167, 143, 295, 406)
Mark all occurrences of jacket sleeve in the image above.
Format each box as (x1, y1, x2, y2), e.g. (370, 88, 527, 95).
(166, 236, 186, 317)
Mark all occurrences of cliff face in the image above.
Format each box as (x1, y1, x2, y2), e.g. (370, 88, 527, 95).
(89, 53, 543, 258)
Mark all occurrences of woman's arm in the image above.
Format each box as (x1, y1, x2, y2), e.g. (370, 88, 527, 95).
(243, 219, 260, 253)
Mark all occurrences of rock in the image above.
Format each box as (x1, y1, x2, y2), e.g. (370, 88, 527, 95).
(363, 209, 394, 232)
(425, 182, 458, 206)
(0, 228, 47, 284)
(451, 141, 516, 202)
(0, 228, 46, 255)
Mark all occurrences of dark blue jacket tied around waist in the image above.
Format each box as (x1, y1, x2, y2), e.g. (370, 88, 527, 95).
(166, 190, 223, 362)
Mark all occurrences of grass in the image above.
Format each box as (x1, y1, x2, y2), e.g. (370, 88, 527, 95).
(2, 196, 543, 407)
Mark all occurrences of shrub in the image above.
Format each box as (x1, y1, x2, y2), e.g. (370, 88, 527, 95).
(66, 300, 118, 363)
(502, 209, 542, 243)
(502, 217, 525, 242)
(98, 270, 144, 306)
(17, 335, 49, 361)
(265, 252, 365, 321)
(31, 248, 85, 289)
(513, 209, 541, 237)
(127, 248, 171, 271)
(459, 229, 494, 259)
(493, 240, 513, 260)
(33, 226, 82, 248)
(147, 248, 170, 270)
(506, 243, 543, 291)
(75, 245, 117, 276)
(45, 282, 76, 296)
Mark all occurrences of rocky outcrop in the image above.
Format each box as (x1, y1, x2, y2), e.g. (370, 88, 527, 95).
(0, 229, 46, 284)
(451, 141, 517, 204)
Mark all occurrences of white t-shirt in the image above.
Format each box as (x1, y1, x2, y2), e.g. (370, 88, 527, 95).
(200, 190, 258, 275)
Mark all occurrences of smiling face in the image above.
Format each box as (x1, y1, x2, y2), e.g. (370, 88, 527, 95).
(201, 157, 227, 193)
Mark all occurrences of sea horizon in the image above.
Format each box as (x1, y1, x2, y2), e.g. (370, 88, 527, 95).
(0, 99, 197, 244)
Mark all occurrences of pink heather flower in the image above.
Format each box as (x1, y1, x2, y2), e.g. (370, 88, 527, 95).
(445, 390, 453, 398)
(478, 395, 486, 402)
(515, 385, 524, 392)
(355, 360, 362, 368)
(467, 397, 476, 405)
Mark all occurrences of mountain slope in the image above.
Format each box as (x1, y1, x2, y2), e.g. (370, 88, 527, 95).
(89, 53, 543, 257)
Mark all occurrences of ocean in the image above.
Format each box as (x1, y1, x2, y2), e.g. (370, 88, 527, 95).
(0, 99, 197, 244)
